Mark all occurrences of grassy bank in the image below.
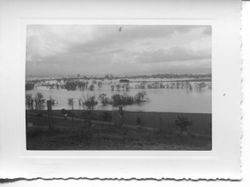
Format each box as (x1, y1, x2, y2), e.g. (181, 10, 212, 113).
(26, 110, 212, 150)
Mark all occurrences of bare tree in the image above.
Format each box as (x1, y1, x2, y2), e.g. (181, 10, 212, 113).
(81, 95, 98, 127)
(111, 94, 129, 127)
(26, 94, 34, 110)
(35, 92, 45, 110)
(68, 98, 74, 120)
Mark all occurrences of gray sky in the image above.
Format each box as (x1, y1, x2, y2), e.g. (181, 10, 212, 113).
(26, 25, 211, 77)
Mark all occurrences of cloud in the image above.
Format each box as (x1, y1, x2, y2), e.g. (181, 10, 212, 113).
(26, 25, 97, 61)
(26, 25, 211, 76)
(67, 25, 210, 54)
(135, 47, 211, 64)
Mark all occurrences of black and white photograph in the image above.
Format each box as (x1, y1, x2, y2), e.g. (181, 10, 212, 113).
(25, 25, 212, 150)
(0, 0, 244, 182)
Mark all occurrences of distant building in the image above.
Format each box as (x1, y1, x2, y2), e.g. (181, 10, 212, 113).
(119, 79, 130, 83)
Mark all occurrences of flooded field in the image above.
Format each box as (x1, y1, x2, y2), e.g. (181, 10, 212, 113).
(26, 78, 212, 113)
(25, 25, 212, 150)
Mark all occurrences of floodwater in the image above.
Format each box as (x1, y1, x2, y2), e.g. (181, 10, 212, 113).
(26, 79, 212, 113)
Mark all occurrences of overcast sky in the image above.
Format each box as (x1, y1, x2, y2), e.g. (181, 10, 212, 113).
(26, 25, 211, 77)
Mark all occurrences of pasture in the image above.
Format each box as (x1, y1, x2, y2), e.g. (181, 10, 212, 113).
(26, 110, 211, 150)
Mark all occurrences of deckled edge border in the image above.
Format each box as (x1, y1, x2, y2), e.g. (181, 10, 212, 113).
(0, 0, 243, 183)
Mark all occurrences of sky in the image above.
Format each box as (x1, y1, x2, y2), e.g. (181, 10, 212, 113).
(26, 25, 211, 77)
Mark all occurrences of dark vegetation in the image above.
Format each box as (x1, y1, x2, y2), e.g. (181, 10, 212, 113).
(25, 73, 211, 92)
(25, 82, 34, 90)
(26, 109, 211, 150)
(25, 75, 212, 150)
(26, 91, 147, 112)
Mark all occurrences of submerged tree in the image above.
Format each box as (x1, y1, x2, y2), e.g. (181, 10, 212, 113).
(134, 91, 146, 104)
(34, 92, 45, 110)
(82, 96, 98, 111)
(111, 94, 132, 127)
(89, 84, 95, 91)
(47, 97, 55, 130)
(26, 94, 34, 110)
(97, 81, 102, 88)
(116, 84, 121, 91)
(111, 85, 115, 91)
(68, 98, 74, 110)
(98, 93, 110, 106)
(64, 81, 78, 90)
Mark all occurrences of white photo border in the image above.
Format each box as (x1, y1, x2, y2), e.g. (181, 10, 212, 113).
(0, 0, 241, 179)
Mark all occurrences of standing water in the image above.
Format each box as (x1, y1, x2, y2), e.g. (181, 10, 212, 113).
(26, 78, 211, 113)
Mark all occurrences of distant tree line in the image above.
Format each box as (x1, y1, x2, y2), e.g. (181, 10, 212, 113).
(25, 83, 35, 90)
(26, 73, 211, 85)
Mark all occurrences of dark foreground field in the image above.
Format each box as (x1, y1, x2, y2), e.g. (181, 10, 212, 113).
(26, 110, 212, 150)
